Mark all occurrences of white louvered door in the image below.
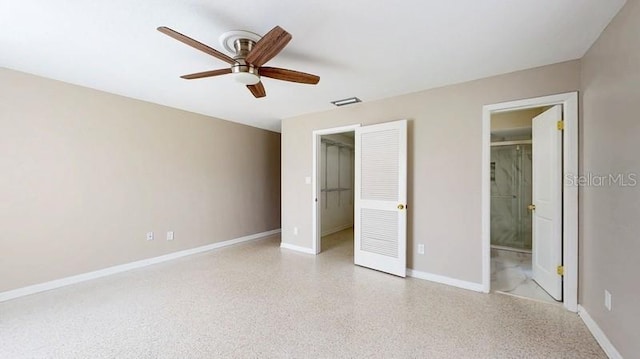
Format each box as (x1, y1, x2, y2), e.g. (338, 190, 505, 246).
(354, 120, 407, 277)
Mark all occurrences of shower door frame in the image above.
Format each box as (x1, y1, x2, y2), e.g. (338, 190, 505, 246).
(490, 140, 533, 252)
(481, 92, 578, 312)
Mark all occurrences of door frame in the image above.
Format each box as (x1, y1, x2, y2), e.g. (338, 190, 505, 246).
(481, 92, 578, 312)
(312, 124, 361, 255)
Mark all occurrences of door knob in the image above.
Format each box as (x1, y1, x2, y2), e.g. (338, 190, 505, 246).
(528, 204, 536, 211)
(397, 204, 405, 210)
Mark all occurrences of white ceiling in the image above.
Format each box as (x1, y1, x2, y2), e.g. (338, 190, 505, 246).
(0, 0, 625, 132)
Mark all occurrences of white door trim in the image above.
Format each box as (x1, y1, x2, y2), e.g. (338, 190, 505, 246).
(312, 124, 361, 255)
(481, 92, 578, 312)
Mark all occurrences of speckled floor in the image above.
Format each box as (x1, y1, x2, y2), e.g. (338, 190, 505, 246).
(491, 248, 558, 304)
(0, 229, 605, 358)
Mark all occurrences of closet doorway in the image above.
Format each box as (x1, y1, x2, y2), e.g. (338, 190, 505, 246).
(311, 125, 359, 256)
(312, 121, 408, 276)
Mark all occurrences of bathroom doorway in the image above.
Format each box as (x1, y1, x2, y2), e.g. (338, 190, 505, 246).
(482, 92, 578, 312)
(489, 109, 555, 303)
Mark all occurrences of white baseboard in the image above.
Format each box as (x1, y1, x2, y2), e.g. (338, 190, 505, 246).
(0, 229, 281, 303)
(578, 305, 623, 359)
(280, 242, 315, 254)
(406, 269, 484, 292)
(321, 224, 353, 237)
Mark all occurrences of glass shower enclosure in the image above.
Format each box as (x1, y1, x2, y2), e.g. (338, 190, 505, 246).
(490, 143, 533, 251)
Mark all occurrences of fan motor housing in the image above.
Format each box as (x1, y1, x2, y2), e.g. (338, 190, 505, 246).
(230, 38, 260, 84)
(231, 62, 259, 76)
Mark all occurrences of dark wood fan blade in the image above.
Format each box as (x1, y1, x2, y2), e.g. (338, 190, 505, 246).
(247, 82, 266, 98)
(157, 26, 236, 65)
(259, 67, 320, 84)
(245, 26, 292, 67)
(180, 68, 232, 79)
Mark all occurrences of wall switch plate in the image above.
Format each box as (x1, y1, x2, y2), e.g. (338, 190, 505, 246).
(605, 290, 612, 311)
(418, 244, 425, 255)
(293, 227, 299, 235)
(167, 231, 174, 241)
(146, 232, 154, 241)
(305, 177, 311, 185)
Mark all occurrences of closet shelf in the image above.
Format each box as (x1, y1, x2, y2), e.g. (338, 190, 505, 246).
(321, 138, 354, 149)
(321, 188, 352, 192)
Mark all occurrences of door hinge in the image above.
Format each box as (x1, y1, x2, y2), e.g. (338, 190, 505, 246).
(557, 120, 565, 131)
(557, 265, 564, 276)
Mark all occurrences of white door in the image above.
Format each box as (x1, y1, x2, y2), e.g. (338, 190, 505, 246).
(532, 105, 563, 300)
(354, 120, 407, 277)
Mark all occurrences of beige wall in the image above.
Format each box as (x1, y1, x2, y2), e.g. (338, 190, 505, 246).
(491, 107, 543, 131)
(580, 0, 640, 356)
(281, 60, 580, 283)
(0, 68, 281, 292)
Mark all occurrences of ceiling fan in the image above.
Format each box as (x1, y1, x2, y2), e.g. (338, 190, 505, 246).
(157, 25, 320, 98)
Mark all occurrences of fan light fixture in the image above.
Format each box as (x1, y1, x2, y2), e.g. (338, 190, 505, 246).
(233, 72, 260, 85)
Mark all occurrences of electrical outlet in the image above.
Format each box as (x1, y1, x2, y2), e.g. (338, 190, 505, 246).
(604, 290, 612, 311)
(146, 232, 154, 241)
(418, 244, 425, 255)
(293, 227, 299, 235)
(167, 231, 174, 241)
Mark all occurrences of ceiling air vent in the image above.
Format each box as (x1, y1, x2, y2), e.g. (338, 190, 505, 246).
(331, 97, 362, 107)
